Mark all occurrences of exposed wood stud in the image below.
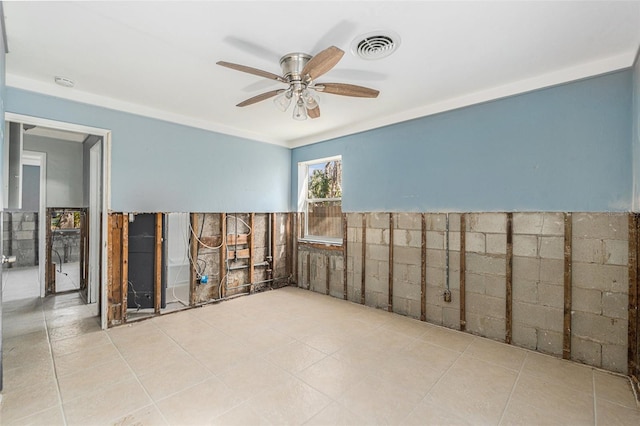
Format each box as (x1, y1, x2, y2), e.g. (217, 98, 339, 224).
(505, 212, 513, 344)
(460, 213, 466, 332)
(361, 214, 366, 305)
(286, 212, 292, 282)
(388, 213, 394, 312)
(629, 214, 639, 379)
(46, 209, 53, 294)
(421, 213, 427, 322)
(343, 213, 348, 300)
(563, 212, 573, 360)
(220, 213, 227, 300)
(189, 213, 198, 306)
(307, 252, 312, 291)
(249, 213, 255, 289)
(121, 215, 129, 322)
(106, 214, 115, 325)
(154, 213, 162, 314)
(271, 213, 277, 284)
(293, 213, 299, 284)
(326, 255, 331, 295)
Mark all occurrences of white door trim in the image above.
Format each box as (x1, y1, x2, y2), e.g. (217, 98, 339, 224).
(22, 150, 46, 297)
(6, 113, 111, 330)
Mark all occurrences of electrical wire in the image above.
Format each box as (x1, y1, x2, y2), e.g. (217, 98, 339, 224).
(226, 215, 252, 236)
(127, 280, 142, 312)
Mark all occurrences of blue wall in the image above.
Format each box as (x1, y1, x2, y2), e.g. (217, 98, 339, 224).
(292, 70, 633, 212)
(5, 88, 291, 213)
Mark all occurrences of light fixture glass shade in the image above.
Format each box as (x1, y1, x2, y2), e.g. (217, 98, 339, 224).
(292, 98, 308, 121)
(273, 89, 293, 111)
(301, 89, 319, 110)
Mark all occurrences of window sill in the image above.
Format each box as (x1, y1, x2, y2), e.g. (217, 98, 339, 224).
(298, 238, 343, 251)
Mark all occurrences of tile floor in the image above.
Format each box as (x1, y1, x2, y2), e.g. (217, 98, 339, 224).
(1, 287, 639, 425)
(2, 262, 81, 303)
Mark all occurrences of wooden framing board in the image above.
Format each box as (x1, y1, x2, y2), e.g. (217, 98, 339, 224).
(563, 212, 573, 360)
(286, 212, 292, 281)
(307, 251, 311, 290)
(361, 214, 367, 305)
(226, 234, 249, 245)
(106, 214, 117, 325)
(388, 213, 394, 313)
(220, 213, 227, 299)
(421, 213, 427, 322)
(629, 214, 639, 379)
(121, 215, 129, 322)
(249, 213, 255, 287)
(505, 212, 513, 344)
(293, 213, 299, 285)
(189, 213, 198, 305)
(271, 213, 277, 281)
(154, 213, 162, 314)
(326, 254, 330, 295)
(460, 213, 466, 332)
(46, 209, 53, 294)
(343, 213, 348, 300)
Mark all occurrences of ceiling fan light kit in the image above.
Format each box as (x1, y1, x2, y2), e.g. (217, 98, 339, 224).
(217, 45, 380, 121)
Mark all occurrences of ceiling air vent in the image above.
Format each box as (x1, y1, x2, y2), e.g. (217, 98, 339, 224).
(351, 31, 400, 60)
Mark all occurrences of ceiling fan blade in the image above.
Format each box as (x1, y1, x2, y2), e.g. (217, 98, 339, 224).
(315, 83, 379, 98)
(302, 46, 344, 81)
(217, 61, 287, 83)
(236, 90, 283, 107)
(308, 105, 321, 119)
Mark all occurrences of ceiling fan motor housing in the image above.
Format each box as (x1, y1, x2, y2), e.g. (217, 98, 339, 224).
(279, 53, 312, 82)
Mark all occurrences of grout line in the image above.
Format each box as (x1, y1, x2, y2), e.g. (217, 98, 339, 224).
(40, 297, 69, 426)
(497, 351, 526, 426)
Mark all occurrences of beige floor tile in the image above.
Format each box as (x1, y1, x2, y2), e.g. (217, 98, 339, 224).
(190, 340, 256, 375)
(296, 355, 368, 399)
(304, 401, 369, 426)
(138, 356, 212, 401)
(375, 351, 444, 397)
(341, 373, 424, 425)
(510, 372, 594, 424)
(62, 377, 152, 426)
(3, 358, 55, 391)
(423, 354, 517, 425)
(596, 399, 640, 425)
(53, 341, 121, 376)
(111, 404, 169, 425)
(464, 337, 527, 371)
(50, 330, 112, 356)
(5, 405, 65, 426)
(0, 380, 60, 424)
(247, 377, 331, 425)
(499, 399, 573, 426)
(211, 401, 274, 425)
(401, 339, 462, 372)
(123, 345, 194, 377)
(156, 377, 246, 425)
(300, 329, 352, 354)
(522, 352, 594, 392)
(217, 356, 293, 396)
(240, 328, 296, 354)
(418, 324, 476, 352)
(265, 340, 327, 373)
(594, 370, 638, 409)
(47, 317, 101, 341)
(403, 399, 475, 425)
(57, 358, 136, 403)
(380, 314, 429, 339)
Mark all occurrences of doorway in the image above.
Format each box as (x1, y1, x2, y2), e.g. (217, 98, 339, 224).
(4, 113, 111, 329)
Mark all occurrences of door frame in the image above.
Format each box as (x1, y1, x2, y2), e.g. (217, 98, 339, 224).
(22, 150, 47, 297)
(6, 112, 112, 330)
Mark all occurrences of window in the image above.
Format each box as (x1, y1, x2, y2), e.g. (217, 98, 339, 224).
(298, 156, 342, 244)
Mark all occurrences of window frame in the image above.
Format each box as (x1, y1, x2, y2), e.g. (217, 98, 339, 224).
(297, 155, 342, 245)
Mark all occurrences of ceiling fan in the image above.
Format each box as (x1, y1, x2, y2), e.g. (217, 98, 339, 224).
(217, 46, 379, 120)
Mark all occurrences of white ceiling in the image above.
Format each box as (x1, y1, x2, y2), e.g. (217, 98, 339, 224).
(4, 1, 640, 148)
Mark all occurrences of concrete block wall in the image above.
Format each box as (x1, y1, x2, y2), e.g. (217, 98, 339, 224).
(300, 211, 635, 376)
(3, 212, 39, 267)
(465, 213, 507, 341)
(425, 213, 461, 329)
(392, 213, 422, 319)
(512, 212, 565, 356)
(571, 213, 628, 373)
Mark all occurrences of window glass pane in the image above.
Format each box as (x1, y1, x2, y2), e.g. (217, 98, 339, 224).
(307, 200, 342, 238)
(308, 160, 341, 198)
